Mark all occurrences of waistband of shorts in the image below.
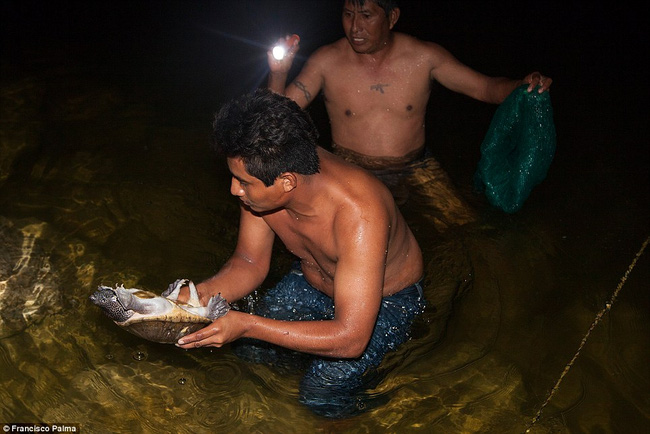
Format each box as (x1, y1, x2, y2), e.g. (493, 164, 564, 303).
(389, 278, 424, 300)
(293, 262, 423, 300)
(331, 143, 426, 171)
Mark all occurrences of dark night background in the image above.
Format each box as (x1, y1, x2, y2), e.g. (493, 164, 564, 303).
(3, 1, 647, 259)
(2, 0, 647, 183)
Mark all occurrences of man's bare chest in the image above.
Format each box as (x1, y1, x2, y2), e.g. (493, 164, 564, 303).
(266, 215, 337, 266)
(323, 63, 431, 114)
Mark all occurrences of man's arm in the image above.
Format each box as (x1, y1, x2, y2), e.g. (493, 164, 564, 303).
(320, 205, 389, 357)
(427, 42, 551, 104)
(178, 205, 276, 306)
(177, 202, 389, 358)
(268, 43, 328, 109)
(267, 35, 300, 96)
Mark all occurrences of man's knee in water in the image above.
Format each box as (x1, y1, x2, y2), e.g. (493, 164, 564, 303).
(299, 358, 368, 418)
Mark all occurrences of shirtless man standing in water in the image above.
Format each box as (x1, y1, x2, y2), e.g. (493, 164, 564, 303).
(268, 0, 552, 229)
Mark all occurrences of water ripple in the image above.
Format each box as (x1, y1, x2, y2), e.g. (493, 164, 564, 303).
(191, 396, 243, 430)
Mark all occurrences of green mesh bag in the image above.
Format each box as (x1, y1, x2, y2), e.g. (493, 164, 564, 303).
(474, 85, 556, 213)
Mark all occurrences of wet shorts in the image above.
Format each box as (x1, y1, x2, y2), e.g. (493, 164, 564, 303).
(332, 143, 476, 230)
(232, 265, 426, 418)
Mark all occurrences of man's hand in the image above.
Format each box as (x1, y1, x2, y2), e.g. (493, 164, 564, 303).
(268, 35, 300, 74)
(523, 71, 553, 93)
(176, 310, 248, 348)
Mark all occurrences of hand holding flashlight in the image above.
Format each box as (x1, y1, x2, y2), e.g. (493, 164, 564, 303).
(271, 34, 300, 61)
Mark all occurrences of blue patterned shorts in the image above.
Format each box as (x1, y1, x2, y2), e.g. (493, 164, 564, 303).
(233, 265, 426, 418)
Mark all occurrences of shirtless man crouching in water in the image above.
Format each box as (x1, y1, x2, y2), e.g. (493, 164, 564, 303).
(175, 89, 425, 418)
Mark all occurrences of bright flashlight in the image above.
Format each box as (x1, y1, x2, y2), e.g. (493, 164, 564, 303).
(272, 34, 300, 61)
(272, 45, 287, 61)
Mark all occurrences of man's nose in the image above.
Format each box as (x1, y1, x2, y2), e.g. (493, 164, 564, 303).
(230, 178, 243, 196)
(350, 15, 360, 32)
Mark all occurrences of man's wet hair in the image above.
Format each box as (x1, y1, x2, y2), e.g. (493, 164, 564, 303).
(345, 0, 399, 16)
(212, 89, 320, 187)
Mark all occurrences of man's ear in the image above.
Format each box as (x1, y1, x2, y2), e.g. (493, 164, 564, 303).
(389, 8, 400, 29)
(279, 172, 297, 192)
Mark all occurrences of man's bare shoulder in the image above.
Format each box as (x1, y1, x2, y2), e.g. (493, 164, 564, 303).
(326, 157, 393, 222)
(392, 32, 451, 62)
(307, 38, 352, 65)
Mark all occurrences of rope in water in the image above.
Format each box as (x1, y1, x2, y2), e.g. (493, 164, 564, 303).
(526, 235, 650, 432)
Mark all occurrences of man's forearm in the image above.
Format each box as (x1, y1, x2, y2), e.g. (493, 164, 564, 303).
(268, 71, 288, 95)
(242, 314, 371, 359)
(197, 254, 269, 304)
(486, 77, 523, 104)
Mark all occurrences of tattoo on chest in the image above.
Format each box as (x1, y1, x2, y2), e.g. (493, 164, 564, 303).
(293, 80, 312, 102)
(370, 83, 390, 94)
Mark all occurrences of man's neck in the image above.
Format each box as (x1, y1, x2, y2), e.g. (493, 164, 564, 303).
(284, 182, 322, 220)
(352, 32, 395, 64)
(283, 150, 330, 219)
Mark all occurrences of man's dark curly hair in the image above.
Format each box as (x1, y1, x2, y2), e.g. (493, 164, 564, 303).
(212, 89, 320, 187)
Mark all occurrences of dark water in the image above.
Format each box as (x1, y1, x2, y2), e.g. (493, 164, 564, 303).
(1, 1, 648, 432)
